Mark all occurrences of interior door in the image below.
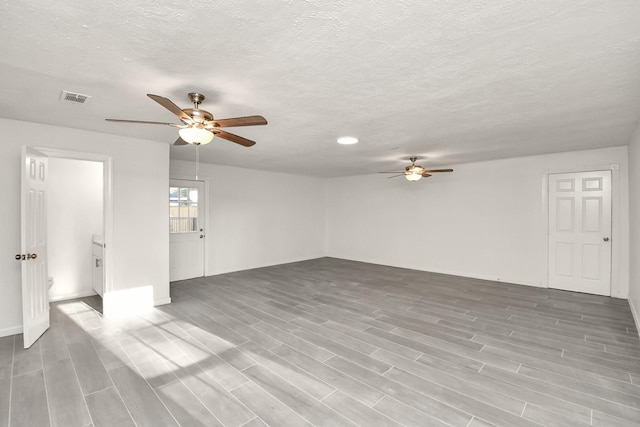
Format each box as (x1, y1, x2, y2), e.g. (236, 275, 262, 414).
(548, 170, 612, 296)
(21, 147, 50, 348)
(169, 179, 205, 281)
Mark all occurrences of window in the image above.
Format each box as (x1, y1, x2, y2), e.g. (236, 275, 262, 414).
(169, 186, 199, 233)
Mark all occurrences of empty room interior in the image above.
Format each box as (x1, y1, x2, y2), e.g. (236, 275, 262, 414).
(2, 2, 640, 427)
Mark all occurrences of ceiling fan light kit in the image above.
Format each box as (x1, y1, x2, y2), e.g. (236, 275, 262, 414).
(405, 172, 422, 182)
(379, 156, 453, 182)
(337, 136, 359, 145)
(106, 92, 267, 147)
(178, 126, 214, 145)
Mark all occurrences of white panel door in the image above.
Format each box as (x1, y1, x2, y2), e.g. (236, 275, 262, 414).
(169, 179, 205, 281)
(548, 171, 612, 295)
(21, 147, 50, 348)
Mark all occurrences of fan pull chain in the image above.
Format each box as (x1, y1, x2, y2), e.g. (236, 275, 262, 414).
(195, 143, 200, 180)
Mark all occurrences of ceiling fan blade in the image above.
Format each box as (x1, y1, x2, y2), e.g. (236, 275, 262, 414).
(173, 137, 189, 146)
(421, 173, 433, 178)
(105, 118, 182, 127)
(422, 169, 454, 173)
(378, 171, 405, 174)
(210, 115, 268, 128)
(147, 94, 192, 122)
(212, 129, 256, 147)
(387, 174, 405, 179)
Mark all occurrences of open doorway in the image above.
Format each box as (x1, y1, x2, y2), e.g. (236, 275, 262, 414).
(20, 147, 113, 347)
(47, 158, 104, 303)
(35, 147, 113, 312)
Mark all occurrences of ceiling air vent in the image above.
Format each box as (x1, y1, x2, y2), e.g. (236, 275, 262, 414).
(59, 90, 91, 105)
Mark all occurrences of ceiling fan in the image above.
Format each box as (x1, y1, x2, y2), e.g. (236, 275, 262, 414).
(379, 156, 453, 182)
(106, 93, 267, 147)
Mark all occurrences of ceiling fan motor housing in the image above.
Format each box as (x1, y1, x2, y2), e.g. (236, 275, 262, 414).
(183, 108, 213, 123)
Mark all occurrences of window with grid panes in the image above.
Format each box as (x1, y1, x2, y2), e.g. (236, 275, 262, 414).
(169, 186, 199, 233)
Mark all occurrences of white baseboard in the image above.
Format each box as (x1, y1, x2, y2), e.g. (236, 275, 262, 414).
(154, 298, 172, 306)
(0, 325, 22, 338)
(49, 289, 98, 302)
(330, 256, 542, 288)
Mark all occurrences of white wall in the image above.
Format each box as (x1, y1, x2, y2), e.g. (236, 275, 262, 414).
(327, 146, 629, 297)
(0, 118, 170, 336)
(47, 158, 103, 301)
(170, 160, 326, 275)
(1, 119, 633, 336)
(628, 121, 640, 329)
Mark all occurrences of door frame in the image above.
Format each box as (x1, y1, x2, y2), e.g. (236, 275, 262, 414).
(169, 175, 210, 277)
(541, 163, 626, 297)
(35, 147, 114, 300)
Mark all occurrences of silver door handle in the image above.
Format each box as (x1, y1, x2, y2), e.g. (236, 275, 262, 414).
(15, 253, 37, 260)
(603, 237, 609, 242)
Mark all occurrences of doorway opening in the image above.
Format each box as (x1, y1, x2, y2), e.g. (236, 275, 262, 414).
(20, 147, 113, 347)
(47, 158, 103, 303)
(35, 147, 113, 309)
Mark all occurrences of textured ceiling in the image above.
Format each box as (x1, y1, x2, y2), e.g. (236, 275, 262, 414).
(1, 1, 640, 177)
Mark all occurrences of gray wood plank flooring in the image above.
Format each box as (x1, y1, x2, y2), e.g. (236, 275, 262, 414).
(3, 257, 640, 426)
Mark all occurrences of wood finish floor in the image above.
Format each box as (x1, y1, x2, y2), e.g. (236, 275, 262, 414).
(2, 257, 640, 426)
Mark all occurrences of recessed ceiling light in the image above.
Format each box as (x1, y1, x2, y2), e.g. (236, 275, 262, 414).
(337, 136, 358, 145)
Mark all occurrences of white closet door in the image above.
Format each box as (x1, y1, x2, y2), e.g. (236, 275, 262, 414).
(548, 170, 612, 296)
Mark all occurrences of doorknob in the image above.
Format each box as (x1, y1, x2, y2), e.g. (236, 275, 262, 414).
(200, 234, 205, 239)
(603, 237, 610, 242)
(15, 253, 37, 260)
